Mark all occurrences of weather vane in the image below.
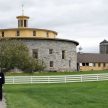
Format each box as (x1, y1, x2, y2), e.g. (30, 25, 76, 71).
(22, 4, 24, 15)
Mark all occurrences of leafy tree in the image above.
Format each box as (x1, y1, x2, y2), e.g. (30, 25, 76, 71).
(0, 39, 45, 72)
(22, 58, 46, 72)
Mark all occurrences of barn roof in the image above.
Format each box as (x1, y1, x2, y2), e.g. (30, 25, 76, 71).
(77, 53, 108, 63)
(100, 39, 108, 44)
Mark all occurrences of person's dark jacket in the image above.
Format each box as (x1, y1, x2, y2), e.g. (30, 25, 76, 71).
(0, 72, 5, 84)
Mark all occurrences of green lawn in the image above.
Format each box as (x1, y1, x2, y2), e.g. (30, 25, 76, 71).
(5, 81, 108, 108)
(6, 70, 108, 76)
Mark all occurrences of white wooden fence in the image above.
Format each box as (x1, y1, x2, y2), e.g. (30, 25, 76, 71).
(5, 73, 108, 84)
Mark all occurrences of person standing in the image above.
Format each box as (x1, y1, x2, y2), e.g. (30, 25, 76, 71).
(0, 72, 5, 101)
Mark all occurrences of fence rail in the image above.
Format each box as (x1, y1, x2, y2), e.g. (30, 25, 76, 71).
(5, 73, 108, 84)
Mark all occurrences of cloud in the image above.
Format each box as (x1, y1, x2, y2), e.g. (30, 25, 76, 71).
(0, 0, 108, 52)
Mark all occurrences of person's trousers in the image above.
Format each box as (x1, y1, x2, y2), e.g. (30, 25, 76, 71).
(0, 85, 3, 100)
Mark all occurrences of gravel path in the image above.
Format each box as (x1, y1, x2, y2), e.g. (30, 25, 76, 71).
(0, 97, 6, 108)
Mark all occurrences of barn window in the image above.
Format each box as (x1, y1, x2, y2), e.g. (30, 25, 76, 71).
(2, 31, 4, 37)
(82, 63, 85, 66)
(49, 49, 53, 54)
(33, 31, 36, 36)
(69, 60, 71, 67)
(103, 63, 106, 67)
(62, 50, 66, 59)
(16, 31, 20, 36)
(47, 32, 49, 37)
(86, 63, 89, 66)
(98, 63, 101, 67)
(93, 63, 96, 67)
(32, 49, 38, 59)
(50, 61, 54, 67)
(24, 20, 27, 27)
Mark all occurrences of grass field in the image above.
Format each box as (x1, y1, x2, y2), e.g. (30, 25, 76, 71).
(5, 81, 108, 108)
(6, 70, 108, 76)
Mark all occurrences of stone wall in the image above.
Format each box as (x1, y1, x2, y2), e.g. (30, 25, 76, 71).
(22, 39, 78, 72)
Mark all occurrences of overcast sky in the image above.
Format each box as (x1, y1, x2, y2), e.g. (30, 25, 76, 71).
(0, 0, 108, 53)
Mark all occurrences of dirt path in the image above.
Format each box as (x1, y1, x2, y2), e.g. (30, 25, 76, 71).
(0, 97, 6, 108)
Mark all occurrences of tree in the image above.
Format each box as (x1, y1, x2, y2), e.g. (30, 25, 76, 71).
(0, 39, 45, 72)
(22, 58, 46, 72)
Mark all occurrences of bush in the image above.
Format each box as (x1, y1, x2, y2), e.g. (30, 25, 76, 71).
(0, 39, 45, 73)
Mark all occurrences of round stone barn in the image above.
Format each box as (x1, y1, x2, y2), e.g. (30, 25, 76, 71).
(0, 13, 79, 72)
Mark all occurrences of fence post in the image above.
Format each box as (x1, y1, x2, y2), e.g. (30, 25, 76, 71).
(81, 75, 83, 82)
(48, 76, 50, 83)
(65, 76, 67, 83)
(13, 77, 15, 84)
(30, 76, 33, 84)
(97, 74, 99, 81)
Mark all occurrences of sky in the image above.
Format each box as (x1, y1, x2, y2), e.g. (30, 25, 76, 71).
(0, 0, 108, 53)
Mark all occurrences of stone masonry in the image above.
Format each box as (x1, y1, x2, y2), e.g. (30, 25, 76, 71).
(22, 38, 78, 72)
